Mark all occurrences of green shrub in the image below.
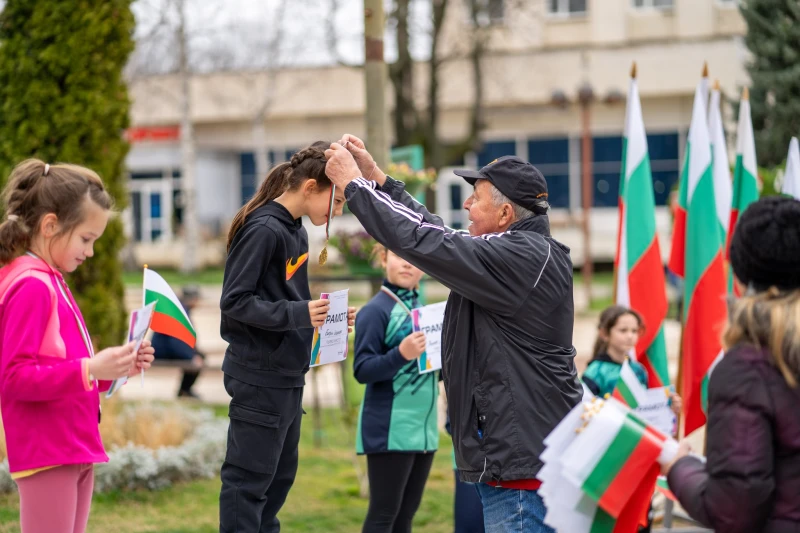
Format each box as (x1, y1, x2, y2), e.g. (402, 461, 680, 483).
(0, 1, 135, 347)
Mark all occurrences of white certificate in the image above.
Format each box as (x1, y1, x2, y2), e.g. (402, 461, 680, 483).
(310, 289, 349, 367)
(412, 301, 446, 374)
(106, 301, 156, 398)
(633, 387, 676, 436)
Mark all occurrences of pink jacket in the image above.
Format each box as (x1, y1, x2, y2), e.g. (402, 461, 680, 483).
(0, 255, 111, 473)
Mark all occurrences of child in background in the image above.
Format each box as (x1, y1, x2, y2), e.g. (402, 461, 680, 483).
(582, 305, 681, 533)
(0, 159, 155, 533)
(354, 244, 439, 533)
(219, 142, 354, 532)
(583, 305, 682, 416)
(582, 306, 650, 397)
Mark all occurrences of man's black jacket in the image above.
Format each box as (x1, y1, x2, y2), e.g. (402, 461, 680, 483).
(345, 176, 582, 482)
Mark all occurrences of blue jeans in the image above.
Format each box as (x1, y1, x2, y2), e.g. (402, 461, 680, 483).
(475, 485, 554, 533)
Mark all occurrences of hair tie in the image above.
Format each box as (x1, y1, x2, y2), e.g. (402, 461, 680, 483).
(44, 164, 50, 176)
(7, 214, 18, 222)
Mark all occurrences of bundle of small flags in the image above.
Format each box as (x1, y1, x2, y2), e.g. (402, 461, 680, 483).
(538, 397, 680, 532)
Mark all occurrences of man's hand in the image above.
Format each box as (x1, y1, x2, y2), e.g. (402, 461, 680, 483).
(339, 134, 387, 187)
(324, 143, 361, 190)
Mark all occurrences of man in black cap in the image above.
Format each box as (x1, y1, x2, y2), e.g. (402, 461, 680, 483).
(325, 136, 581, 533)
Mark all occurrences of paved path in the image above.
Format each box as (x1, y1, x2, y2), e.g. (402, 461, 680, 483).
(118, 280, 683, 411)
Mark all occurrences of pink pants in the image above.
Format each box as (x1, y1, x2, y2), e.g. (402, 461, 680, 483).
(15, 464, 94, 533)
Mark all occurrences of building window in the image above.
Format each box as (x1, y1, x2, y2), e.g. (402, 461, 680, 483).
(588, 132, 679, 208)
(632, 0, 674, 9)
(528, 138, 570, 209)
(548, 0, 587, 17)
(476, 140, 516, 168)
(130, 171, 164, 180)
(647, 132, 680, 206)
(472, 0, 504, 26)
(449, 184, 463, 229)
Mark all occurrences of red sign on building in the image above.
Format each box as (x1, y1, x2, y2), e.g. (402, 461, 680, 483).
(125, 125, 180, 143)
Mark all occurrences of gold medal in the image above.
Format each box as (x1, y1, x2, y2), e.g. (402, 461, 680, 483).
(319, 184, 335, 265)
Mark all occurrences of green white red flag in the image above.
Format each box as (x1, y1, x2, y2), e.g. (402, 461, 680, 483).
(671, 79, 728, 435)
(144, 267, 197, 348)
(614, 64, 670, 388)
(708, 84, 732, 276)
(539, 398, 679, 533)
(728, 87, 760, 297)
(611, 359, 649, 409)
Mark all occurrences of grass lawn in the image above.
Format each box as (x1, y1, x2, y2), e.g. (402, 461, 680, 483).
(122, 268, 226, 287)
(0, 409, 456, 533)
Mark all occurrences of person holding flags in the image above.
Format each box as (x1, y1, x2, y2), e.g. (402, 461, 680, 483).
(582, 305, 682, 418)
(325, 135, 582, 533)
(0, 159, 155, 533)
(664, 196, 800, 533)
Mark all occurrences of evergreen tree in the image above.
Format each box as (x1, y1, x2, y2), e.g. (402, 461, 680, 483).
(741, 0, 800, 167)
(0, 1, 135, 348)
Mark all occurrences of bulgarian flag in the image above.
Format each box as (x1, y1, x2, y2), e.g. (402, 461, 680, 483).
(144, 267, 197, 348)
(668, 63, 708, 279)
(783, 137, 800, 200)
(539, 398, 675, 533)
(615, 63, 670, 388)
(708, 81, 732, 292)
(728, 87, 759, 295)
(611, 359, 648, 409)
(676, 81, 728, 436)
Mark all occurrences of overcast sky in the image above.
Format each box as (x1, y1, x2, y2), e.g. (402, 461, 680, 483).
(129, 0, 435, 75)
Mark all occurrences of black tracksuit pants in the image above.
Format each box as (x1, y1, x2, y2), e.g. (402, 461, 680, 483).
(219, 375, 304, 533)
(362, 452, 435, 533)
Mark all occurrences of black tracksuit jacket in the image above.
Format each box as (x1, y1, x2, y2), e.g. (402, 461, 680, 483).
(345, 176, 582, 482)
(220, 201, 314, 388)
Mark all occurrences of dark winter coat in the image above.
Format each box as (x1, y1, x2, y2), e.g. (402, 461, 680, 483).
(345, 176, 582, 483)
(667, 343, 800, 533)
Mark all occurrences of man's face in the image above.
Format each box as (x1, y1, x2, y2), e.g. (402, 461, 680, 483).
(463, 179, 505, 236)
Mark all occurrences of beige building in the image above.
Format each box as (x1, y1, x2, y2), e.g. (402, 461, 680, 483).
(125, 0, 748, 267)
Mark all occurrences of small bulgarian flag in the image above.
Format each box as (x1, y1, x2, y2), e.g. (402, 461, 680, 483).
(611, 359, 648, 409)
(144, 266, 197, 348)
(539, 398, 676, 533)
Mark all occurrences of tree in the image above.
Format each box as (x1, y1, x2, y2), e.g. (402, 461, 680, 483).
(0, 0, 135, 348)
(740, 0, 800, 167)
(387, 0, 526, 171)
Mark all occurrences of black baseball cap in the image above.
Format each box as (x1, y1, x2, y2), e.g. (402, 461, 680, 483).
(453, 156, 549, 214)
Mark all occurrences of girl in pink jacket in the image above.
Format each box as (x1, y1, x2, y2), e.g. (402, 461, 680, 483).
(0, 159, 155, 533)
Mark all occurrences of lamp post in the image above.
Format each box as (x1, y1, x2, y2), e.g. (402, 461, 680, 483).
(550, 85, 624, 307)
(577, 82, 595, 304)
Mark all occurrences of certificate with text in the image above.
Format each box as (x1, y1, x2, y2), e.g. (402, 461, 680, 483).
(412, 301, 446, 374)
(310, 289, 349, 367)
